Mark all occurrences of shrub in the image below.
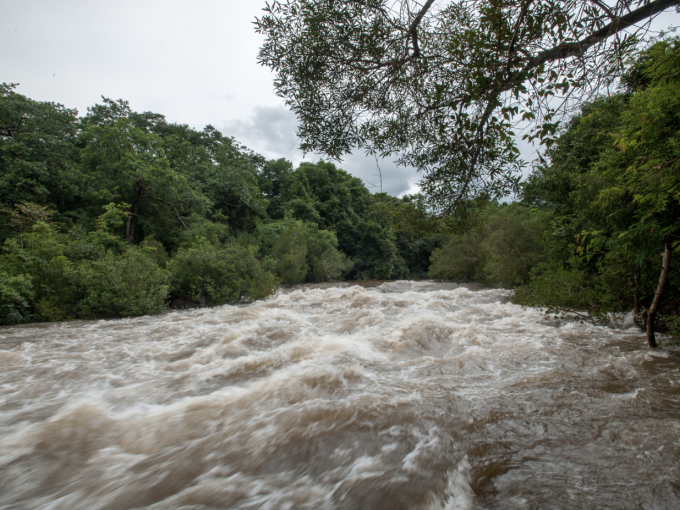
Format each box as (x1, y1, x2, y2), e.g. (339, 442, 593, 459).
(481, 204, 548, 287)
(0, 272, 33, 325)
(1, 222, 81, 321)
(428, 227, 485, 282)
(514, 264, 616, 321)
(169, 238, 277, 305)
(310, 248, 354, 282)
(429, 203, 547, 287)
(259, 216, 353, 284)
(270, 222, 309, 284)
(78, 248, 169, 316)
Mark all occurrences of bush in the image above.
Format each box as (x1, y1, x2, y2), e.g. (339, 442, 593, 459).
(259, 216, 353, 284)
(169, 237, 277, 305)
(428, 227, 486, 282)
(270, 222, 309, 284)
(0, 217, 170, 320)
(482, 204, 548, 287)
(78, 248, 169, 316)
(429, 202, 547, 287)
(310, 248, 354, 282)
(0, 222, 81, 321)
(514, 264, 616, 321)
(0, 272, 33, 325)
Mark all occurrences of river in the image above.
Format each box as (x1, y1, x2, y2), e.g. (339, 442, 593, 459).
(1, 281, 679, 509)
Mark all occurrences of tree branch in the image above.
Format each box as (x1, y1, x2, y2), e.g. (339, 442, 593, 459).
(588, 0, 617, 21)
(439, 92, 500, 216)
(409, 0, 436, 58)
(140, 195, 192, 230)
(528, 0, 679, 71)
(417, 0, 676, 117)
(507, 1, 534, 76)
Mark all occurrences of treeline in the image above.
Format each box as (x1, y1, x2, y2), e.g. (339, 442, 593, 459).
(2, 39, 678, 342)
(430, 38, 679, 345)
(0, 86, 441, 325)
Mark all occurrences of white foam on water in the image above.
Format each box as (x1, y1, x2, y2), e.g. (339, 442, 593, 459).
(0, 281, 679, 509)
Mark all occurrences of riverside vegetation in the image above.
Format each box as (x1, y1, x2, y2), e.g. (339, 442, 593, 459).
(1, 40, 678, 345)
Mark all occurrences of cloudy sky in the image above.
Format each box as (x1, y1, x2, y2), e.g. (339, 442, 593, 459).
(0, 0, 420, 195)
(2, 1, 678, 196)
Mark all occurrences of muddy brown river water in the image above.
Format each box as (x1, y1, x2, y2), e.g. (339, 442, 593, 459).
(1, 281, 679, 509)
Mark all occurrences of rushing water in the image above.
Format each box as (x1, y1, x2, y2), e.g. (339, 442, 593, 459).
(1, 281, 679, 509)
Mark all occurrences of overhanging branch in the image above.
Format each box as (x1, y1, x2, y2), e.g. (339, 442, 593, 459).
(409, 0, 436, 58)
(507, 1, 534, 76)
(528, 0, 679, 70)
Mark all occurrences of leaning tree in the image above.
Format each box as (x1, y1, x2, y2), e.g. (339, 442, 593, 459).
(256, 0, 679, 213)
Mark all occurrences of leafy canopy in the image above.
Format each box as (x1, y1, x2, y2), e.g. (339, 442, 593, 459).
(518, 38, 680, 324)
(256, 0, 680, 213)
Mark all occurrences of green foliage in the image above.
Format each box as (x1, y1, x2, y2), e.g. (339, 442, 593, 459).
(306, 226, 354, 282)
(139, 235, 169, 267)
(0, 86, 458, 323)
(483, 205, 548, 287)
(258, 215, 353, 284)
(77, 249, 169, 317)
(0, 86, 452, 326)
(87, 202, 129, 252)
(269, 220, 309, 284)
(429, 202, 548, 287)
(79, 99, 209, 245)
(169, 236, 277, 305)
(4, 32, 680, 331)
(0, 272, 33, 325)
(0, 84, 80, 242)
(1, 221, 77, 321)
(514, 265, 615, 322)
(255, 1, 675, 212)
(0, 207, 168, 321)
(157, 123, 267, 234)
(518, 38, 680, 323)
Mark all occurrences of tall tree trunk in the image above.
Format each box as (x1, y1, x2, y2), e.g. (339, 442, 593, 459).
(125, 185, 143, 245)
(633, 273, 640, 315)
(125, 213, 136, 245)
(647, 244, 671, 348)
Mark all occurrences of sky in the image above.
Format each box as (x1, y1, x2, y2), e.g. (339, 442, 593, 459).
(0, 0, 418, 195)
(2, 1, 679, 197)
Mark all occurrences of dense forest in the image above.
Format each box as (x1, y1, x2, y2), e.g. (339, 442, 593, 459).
(1, 39, 678, 344)
(0, 83, 442, 324)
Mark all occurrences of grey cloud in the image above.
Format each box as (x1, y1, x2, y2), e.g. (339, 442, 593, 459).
(221, 105, 421, 197)
(335, 151, 420, 197)
(222, 106, 300, 161)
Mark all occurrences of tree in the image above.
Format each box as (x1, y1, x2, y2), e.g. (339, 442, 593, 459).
(0, 83, 80, 240)
(281, 160, 372, 229)
(256, 0, 680, 212)
(157, 123, 268, 234)
(429, 201, 547, 286)
(519, 39, 680, 346)
(256, 214, 353, 283)
(592, 38, 680, 345)
(79, 99, 208, 245)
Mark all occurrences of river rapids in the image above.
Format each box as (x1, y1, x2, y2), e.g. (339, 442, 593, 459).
(1, 281, 679, 509)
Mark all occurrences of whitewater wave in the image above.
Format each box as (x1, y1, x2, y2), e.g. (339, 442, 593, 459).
(1, 281, 679, 509)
